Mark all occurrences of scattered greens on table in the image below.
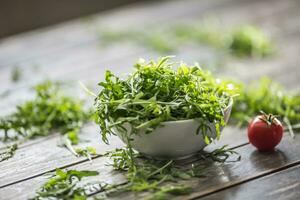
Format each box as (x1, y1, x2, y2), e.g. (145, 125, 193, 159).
(32, 169, 101, 200)
(76, 146, 98, 161)
(0, 81, 91, 141)
(3, 55, 299, 199)
(230, 78, 300, 135)
(173, 24, 275, 57)
(227, 25, 275, 57)
(32, 145, 239, 200)
(92, 57, 299, 199)
(0, 144, 17, 162)
(99, 24, 275, 57)
(94, 145, 240, 199)
(95, 56, 235, 144)
(0, 81, 93, 161)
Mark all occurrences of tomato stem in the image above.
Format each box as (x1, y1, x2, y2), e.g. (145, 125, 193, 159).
(259, 111, 279, 126)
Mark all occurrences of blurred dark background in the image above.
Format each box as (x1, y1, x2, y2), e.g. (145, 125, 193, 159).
(0, 0, 148, 38)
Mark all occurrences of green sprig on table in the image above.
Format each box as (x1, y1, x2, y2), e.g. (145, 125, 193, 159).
(99, 146, 239, 200)
(0, 144, 18, 162)
(32, 169, 100, 200)
(0, 81, 93, 161)
(228, 25, 275, 57)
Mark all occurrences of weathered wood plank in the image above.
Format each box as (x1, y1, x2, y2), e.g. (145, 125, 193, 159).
(0, 127, 246, 199)
(1, 130, 299, 200)
(0, 126, 247, 199)
(0, 126, 248, 185)
(1, 3, 300, 156)
(198, 165, 300, 200)
(0, 153, 127, 200)
(95, 134, 300, 200)
(0, 1, 299, 154)
(0, 1, 299, 198)
(0, 123, 124, 188)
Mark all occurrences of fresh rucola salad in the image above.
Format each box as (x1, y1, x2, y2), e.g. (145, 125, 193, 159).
(2, 56, 298, 199)
(95, 56, 237, 144)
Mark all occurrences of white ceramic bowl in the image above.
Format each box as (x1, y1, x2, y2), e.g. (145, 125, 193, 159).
(115, 99, 233, 160)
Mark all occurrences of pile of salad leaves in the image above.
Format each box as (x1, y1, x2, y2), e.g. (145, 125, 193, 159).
(95, 56, 236, 144)
(0, 81, 91, 142)
(0, 81, 93, 161)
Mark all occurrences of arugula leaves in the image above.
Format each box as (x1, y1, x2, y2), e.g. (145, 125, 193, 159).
(0, 144, 18, 162)
(76, 146, 98, 161)
(228, 25, 275, 57)
(95, 56, 234, 144)
(102, 145, 240, 199)
(147, 185, 192, 200)
(94, 57, 237, 199)
(0, 81, 93, 162)
(231, 78, 300, 128)
(32, 169, 99, 200)
(0, 81, 91, 142)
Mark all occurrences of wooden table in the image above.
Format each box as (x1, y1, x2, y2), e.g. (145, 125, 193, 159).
(0, 0, 300, 199)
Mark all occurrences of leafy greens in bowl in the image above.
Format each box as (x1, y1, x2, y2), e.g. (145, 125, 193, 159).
(95, 57, 236, 159)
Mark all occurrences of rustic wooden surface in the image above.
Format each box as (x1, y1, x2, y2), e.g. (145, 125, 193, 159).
(0, 0, 300, 199)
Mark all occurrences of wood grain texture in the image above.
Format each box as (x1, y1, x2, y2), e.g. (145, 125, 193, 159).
(91, 134, 300, 200)
(198, 164, 300, 200)
(0, 126, 247, 199)
(1, 129, 297, 200)
(0, 125, 248, 185)
(0, 155, 127, 200)
(0, 123, 124, 188)
(0, 0, 299, 199)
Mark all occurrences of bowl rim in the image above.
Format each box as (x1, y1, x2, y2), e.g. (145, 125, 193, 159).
(160, 97, 233, 125)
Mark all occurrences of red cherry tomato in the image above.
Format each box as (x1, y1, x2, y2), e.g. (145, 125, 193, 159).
(248, 114, 283, 151)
